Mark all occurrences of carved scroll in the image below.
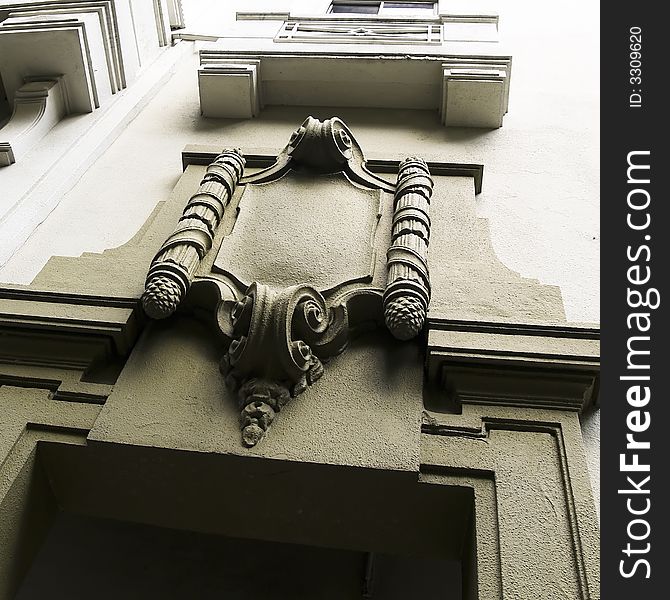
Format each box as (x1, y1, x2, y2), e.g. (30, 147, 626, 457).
(142, 149, 245, 318)
(242, 116, 394, 193)
(219, 283, 348, 447)
(383, 157, 433, 340)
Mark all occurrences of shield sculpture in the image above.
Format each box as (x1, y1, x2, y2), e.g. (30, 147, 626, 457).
(141, 117, 433, 446)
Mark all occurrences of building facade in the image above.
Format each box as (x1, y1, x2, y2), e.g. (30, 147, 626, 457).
(0, 1, 599, 598)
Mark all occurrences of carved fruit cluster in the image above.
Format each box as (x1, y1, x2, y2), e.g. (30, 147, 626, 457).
(383, 296, 426, 341)
(220, 353, 324, 448)
(141, 275, 183, 320)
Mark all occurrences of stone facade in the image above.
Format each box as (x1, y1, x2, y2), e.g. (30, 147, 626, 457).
(0, 1, 599, 598)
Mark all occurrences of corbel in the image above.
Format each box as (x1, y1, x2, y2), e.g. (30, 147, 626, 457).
(0, 78, 67, 167)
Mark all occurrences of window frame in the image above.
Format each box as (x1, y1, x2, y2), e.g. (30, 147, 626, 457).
(327, 1, 438, 17)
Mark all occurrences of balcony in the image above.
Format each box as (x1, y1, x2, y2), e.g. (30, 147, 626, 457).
(198, 13, 511, 128)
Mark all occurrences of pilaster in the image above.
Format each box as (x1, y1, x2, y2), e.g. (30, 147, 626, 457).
(422, 404, 599, 599)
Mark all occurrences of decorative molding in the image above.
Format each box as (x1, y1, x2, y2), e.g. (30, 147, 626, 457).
(420, 405, 599, 599)
(425, 318, 600, 412)
(181, 147, 484, 194)
(383, 157, 432, 340)
(275, 20, 443, 44)
(143, 117, 427, 446)
(0, 387, 100, 600)
(152, 0, 171, 47)
(142, 149, 245, 319)
(0, 79, 67, 167)
(213, 115, 393, 444)
(443, 57, 511, 112)
(166, 0, 185, 30)
(241, 116, 394, 191)
(144, 116, 591, 447)
(368, 159, 483, 194)
(0, 2, 126, 91)
(215, 279, 385, 447)
(0, 369, 111, 405)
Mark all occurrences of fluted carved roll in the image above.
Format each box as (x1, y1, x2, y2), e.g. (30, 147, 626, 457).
(142, 149, 245, 319)
(384, 157, 432, 340)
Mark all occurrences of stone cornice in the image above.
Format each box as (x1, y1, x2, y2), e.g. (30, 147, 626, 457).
(0, 288, 142, 373)
(426, 318, 600, 413)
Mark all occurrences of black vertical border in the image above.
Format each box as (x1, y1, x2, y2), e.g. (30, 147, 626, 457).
(601, 5, 669, 598)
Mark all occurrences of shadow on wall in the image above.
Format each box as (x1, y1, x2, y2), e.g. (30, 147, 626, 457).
(0, 72, 12, 126)
(17, 512, 462, 599)
(194, 104, 494, 146)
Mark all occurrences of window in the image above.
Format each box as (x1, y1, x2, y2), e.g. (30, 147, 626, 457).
(329, 2, 437, 16)
(331, 2, 379, 14)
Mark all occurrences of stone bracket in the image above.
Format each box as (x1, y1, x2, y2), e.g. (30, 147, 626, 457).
(440, 59, 510, 128)
(198, 60, 262, 118)
(0, 78, 67, 167)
